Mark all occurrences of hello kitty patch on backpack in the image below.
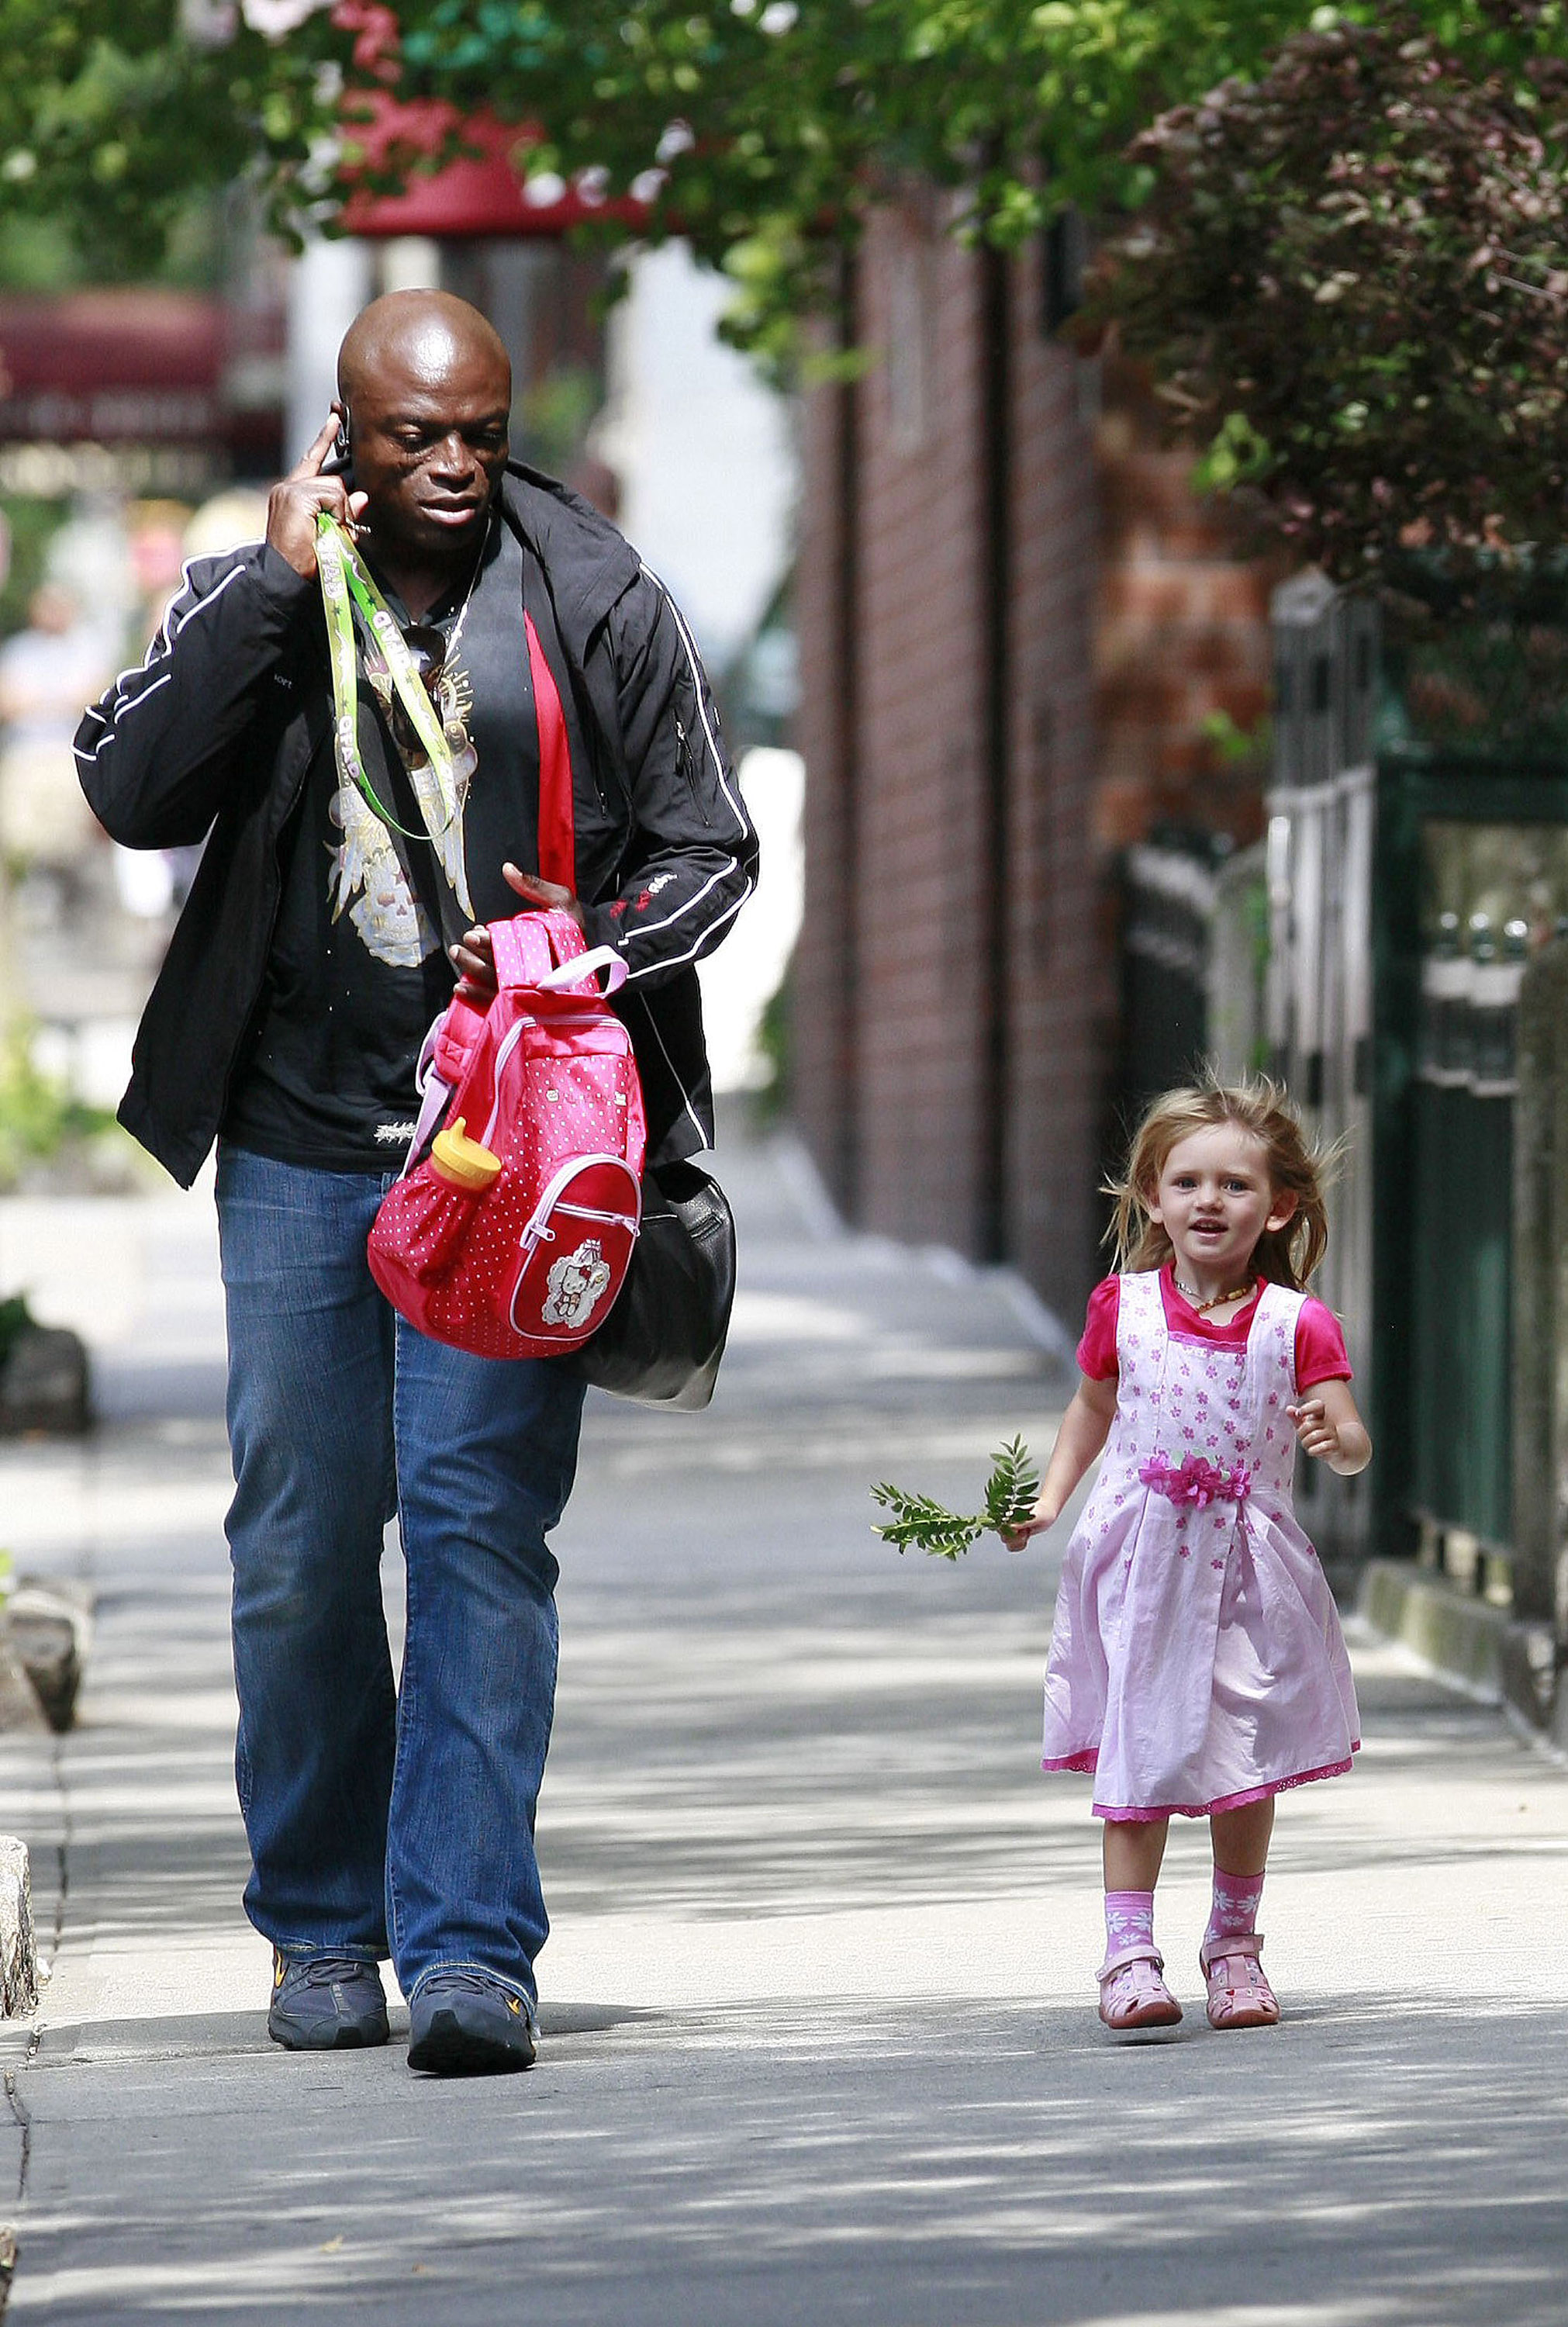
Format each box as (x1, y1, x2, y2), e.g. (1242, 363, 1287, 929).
(367, 908, 647, 1361)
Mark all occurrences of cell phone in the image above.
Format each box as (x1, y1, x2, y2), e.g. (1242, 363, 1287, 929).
(321, 412, 354, 481)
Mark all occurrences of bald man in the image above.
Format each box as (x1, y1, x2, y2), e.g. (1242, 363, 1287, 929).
(78, 292, 757, 2075)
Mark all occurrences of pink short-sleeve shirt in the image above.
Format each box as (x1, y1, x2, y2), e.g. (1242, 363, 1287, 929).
(1076, 1265, 1351, 1388)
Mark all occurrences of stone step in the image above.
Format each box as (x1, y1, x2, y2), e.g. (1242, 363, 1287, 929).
(0, 1323, 89, 1437)
(6, 1582, 93, 1734)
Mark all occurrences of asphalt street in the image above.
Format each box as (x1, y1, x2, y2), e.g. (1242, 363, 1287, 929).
(0, 1125, 1565, 2324)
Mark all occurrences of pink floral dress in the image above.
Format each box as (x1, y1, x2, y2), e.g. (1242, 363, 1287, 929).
(1041, 1269, 1359, 1820)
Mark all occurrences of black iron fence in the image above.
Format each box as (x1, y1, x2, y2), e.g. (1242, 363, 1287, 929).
(1121, 832, 1269, 1120)
(1410, 914, 1521, 1572)
(1269, 576, 1568, 1590)
(1122, 576, 1568, 1599)
(1120, 835, 1219, 1125)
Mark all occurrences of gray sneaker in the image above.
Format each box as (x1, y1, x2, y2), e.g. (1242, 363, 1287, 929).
(268, 1949, 390, 2051)
(407, 1970, 536, 2075)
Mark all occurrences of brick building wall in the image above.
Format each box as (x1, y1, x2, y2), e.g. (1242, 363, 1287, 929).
(793, 205, 1275, 1323)
(793, 301, 860, 1211)
(1003, 250, 1107, 1313)
(854, 206, 991, 1250)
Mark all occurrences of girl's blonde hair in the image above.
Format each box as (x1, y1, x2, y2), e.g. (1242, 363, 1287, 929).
(1106, 1073, 1333, 1289)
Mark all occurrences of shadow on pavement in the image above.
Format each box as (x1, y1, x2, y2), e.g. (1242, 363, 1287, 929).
(13, 1995, 1568, 2325)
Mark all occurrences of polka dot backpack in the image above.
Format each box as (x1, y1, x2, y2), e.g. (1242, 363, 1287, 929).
(367, 907, 647, 1359)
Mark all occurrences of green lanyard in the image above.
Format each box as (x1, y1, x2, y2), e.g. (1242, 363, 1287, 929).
(315, 510, 458, 840)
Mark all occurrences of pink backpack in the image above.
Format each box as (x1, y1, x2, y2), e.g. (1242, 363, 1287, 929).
(367, 906, 648, 1361)
(368, 604, 648, 1361)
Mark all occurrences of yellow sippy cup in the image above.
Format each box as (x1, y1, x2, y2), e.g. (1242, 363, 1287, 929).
(430, 1117, 502, 1192)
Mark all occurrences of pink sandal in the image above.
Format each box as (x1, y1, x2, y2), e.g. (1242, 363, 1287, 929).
(1097, 1944, 1183, 2031)
(1200, 1932, 1280, 2030)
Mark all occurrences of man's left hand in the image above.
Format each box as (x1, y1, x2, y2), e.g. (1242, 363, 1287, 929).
(448, 863, 589, 1004)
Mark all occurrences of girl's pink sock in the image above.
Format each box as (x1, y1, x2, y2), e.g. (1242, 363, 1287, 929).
(1103, 1888, 1155, 1958)
(1206, 1868, 1265, 1949)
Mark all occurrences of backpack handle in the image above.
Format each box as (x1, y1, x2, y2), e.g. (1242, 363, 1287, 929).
(489, 908, 583, 990)
(488, 909, 627, 997)
(538, 946, 627, 995)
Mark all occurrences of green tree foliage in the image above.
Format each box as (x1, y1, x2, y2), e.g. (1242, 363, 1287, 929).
(381, 0, 1324, 359)
(2, 3, 1563, 563)
(0, 3, 348, 276)
(6, 5, 1545, 306)
(1093, 4, 1568, 577)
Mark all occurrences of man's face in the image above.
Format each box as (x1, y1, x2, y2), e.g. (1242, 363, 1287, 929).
(348, 338, 510, 564)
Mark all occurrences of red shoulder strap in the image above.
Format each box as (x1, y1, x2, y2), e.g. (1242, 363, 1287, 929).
(526, 611, 576, 890)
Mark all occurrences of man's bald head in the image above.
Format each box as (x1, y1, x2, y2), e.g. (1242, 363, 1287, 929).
(333, 292, 513, 580)
(337, 290, 510, 410)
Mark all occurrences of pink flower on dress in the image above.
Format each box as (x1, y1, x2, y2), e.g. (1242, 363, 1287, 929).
(1138, 1453, 1253, 1509)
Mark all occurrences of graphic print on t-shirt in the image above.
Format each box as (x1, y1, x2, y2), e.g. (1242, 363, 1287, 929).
(326, 636, 478, 966)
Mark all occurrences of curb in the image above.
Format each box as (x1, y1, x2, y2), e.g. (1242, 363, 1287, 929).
(1357, 1558, 1558, 1734)
(0, 1838, 36, 2019)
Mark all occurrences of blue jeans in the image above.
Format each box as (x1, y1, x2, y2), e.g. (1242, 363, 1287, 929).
(215, 1144, 586, 2016)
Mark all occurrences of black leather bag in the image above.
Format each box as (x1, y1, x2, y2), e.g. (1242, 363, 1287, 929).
(565, 1158, 737, 1409)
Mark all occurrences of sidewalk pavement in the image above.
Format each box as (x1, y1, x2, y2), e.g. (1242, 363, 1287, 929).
(1, 1127, 1566, 2325)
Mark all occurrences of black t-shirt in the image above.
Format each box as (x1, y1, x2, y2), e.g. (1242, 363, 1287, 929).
(223, 511, 560, 1174)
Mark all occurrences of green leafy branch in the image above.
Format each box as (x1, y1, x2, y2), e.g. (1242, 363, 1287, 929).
(871, 1435, 1040, 1560)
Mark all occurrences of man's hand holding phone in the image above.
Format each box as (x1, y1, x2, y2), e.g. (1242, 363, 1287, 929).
(267, 404, 370, 580)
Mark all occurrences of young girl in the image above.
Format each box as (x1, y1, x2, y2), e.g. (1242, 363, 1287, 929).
(1008, 1077, 1369, 2035)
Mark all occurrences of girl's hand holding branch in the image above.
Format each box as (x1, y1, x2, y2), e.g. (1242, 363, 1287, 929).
(1287, 1381, 1372, 1475)
(999, 1499, 1061, 1551)
(1000, 1373, 1117, 1550)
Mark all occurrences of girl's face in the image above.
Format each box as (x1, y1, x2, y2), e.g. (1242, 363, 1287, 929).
(1147, 1122, 1295, 1283)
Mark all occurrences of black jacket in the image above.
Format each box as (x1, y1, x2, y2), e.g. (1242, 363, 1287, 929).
(76, 466, 758, 1186)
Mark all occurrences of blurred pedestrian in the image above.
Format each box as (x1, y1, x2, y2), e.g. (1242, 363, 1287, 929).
(77, 290, 756, 2075)
(0, 583, 109, 912)
(1006, 1076, 1369, 2035)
